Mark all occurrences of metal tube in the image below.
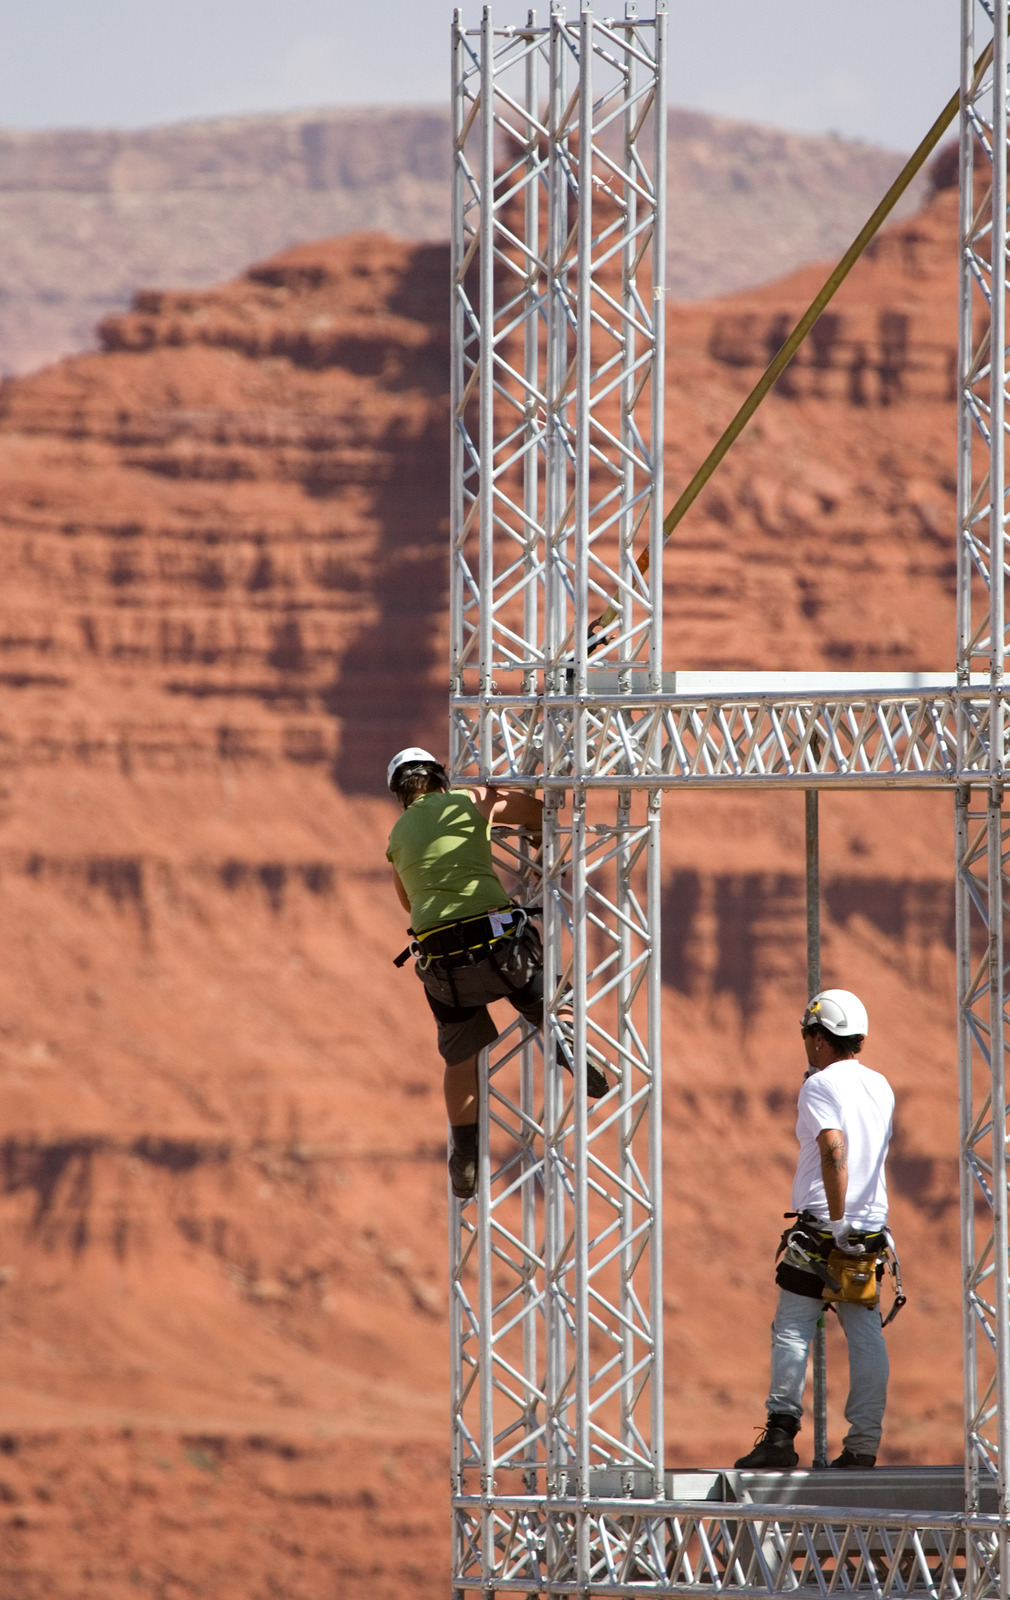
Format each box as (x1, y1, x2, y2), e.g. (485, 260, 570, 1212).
(449, 6, 467, 758)
(616, 789, 634, 1473)
(572, 785, 591, 1536)
(957, 787, 980, 1538)
(573, 14, 593, 1539)
(957, 0, 976, 690)
(650, 1, 668, 693)
(544, 4, 570, 1524)
(543, 792, 566, 1496)
(805, 792, 821, 996)
(520, 846, 539, 1491)
(449, 23, 469, 1587)
(573, 25, 593, 1517)
(544, 0, 568, 697)
(619, 4, 638, 680)
(519, 18, 541, 1492)
(647, 0, 667, 1495)
(523, 9, 540, 696)
(988, 790, 1010, 1533)
(573, 0, 592, 713)
(476, 1044, 495, 1595)
(475, 19, 496, 1569)
(805, 790, 828, 1469)
(478, 4, 496, 776)
(957, 0, 980, 1551)
(994, 2, 1008, 699)
(990, 2, 1010, 1553)
(647, 788, 665, 1496)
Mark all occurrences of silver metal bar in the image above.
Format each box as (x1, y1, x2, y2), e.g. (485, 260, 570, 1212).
(572, 786, 591, 1503)
(478, 4, 495, 775)
(519, 23, 541, 1492)
(477, 1047, 495, 1598)
(958, 0, 976, 694)
(449, 23, 469, 1579)
(957, 7, 1010, 1587)
(545, 3, 571, 1531)
(523, 7, 540, 695)
(573, 0, 592, 717)
(647, 787, 664, 1498)
(649, 0, 667, 693)
(619, 3, 639, 683)
(617, 787, 635, 1474)
(450, 6, 468, 736)
(572, 16, 593, 1563)
(991, 0, 1010, 1522)
(957, 785, 980, 1557)
(806, 790, 829, 1471)
(545, 0, 569, 699)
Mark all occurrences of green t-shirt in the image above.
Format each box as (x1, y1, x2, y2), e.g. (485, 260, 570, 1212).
(386, 789, 510, 933)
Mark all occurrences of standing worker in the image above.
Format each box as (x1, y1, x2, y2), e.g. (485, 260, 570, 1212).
(386, 747, 608, 1201)
(735, 989, 895, 1470)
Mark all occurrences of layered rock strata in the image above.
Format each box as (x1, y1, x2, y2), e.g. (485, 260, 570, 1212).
(0, 160, 974, 1593)
(0, 105, 927, 373)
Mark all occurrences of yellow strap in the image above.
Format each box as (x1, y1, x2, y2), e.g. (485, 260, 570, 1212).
(417, 907, 513, 942)
(588, 39, 997, 647)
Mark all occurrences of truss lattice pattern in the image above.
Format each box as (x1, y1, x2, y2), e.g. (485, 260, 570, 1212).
(449, 6, 667, 1584)
(449, 800, 663, 1490)
(453, 684, 1002, 789)
(447, 0, 1010, 1593)
(449, 0, 666, 736)
(452, 1497, 1004, 1597)
(957, 0, 1010, 1529)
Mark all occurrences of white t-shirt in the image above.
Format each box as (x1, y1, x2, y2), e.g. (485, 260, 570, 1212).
(791, 1058, 894, 1227)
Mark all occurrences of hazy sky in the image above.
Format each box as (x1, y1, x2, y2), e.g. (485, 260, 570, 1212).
(0, 1, 960, 153)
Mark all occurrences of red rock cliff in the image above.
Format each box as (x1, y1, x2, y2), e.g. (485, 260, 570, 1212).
(0, 170, 972, 1593)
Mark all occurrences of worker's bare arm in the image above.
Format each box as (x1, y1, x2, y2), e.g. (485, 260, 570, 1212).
(392, 867, 411, 913)
(816, 1126, 848, 1222)
(468, 786, 543, 835)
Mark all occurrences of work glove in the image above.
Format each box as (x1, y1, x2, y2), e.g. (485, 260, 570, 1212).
(832, 1216, 864, 1254)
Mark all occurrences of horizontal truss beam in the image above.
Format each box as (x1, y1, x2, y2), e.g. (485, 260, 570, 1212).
(453, 686, 1009, 789)
(452, 1492, 1005, 1597)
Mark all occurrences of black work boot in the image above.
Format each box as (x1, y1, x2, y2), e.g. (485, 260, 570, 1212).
(555, 1022, 610, 1099)
(734, 1412, 800, 1469)
(830, 1448, 876, 1469)
(449, 1124, 478, 1201)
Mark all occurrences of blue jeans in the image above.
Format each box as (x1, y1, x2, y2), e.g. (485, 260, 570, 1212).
(767, 1287, 889, 1456)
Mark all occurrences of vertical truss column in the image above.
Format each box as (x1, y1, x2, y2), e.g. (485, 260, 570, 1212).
(958, 3, 1010, 1580)
(449, 5, 666, 1591)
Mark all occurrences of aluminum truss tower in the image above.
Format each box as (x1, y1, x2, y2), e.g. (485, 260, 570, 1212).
(958, 0, 1010, 1557)
(446, 1, 1010, 1593)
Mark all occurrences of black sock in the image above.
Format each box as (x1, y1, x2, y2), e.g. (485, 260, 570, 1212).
(451, 1122, 478, 1158)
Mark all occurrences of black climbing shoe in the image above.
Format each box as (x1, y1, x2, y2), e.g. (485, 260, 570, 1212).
(830, 1448, 876, 1469)
(449, 1147, 477, 1200)
(583, 1059, 609, 1099)
(734, 1413, 800, 1470)
(556, 1022, 610, 1099)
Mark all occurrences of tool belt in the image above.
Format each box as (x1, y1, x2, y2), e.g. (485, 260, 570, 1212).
(776, 1211, 906, 1325)
(393, 906, 528, 971)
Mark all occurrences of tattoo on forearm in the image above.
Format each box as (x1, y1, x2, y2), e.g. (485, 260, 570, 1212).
(821, 1136, 847, 1174)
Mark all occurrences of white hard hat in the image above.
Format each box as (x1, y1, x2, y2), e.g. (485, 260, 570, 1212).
(386, 746, 444, 791)
(801, 989, 869, 1039)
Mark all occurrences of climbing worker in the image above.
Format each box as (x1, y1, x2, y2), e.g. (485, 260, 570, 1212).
(386, 747, 607, 1202)
(734, 989, 896, 1471)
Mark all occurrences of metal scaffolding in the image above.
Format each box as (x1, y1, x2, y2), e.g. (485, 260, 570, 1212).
(446, 0, 1010, 1592)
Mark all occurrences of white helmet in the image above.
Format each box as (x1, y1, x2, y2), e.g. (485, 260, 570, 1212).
(386, 746, 445, 792)
(801, 989, 868, 1039)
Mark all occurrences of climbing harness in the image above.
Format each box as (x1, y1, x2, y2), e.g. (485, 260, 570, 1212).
(777, 1211, 906, 1326)
(393, 905, 531, 970)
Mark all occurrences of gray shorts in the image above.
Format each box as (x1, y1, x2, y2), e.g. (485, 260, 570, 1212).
(416, 925, 544, 1065)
